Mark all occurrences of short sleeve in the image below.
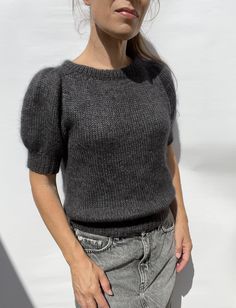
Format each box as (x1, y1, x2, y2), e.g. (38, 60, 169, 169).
(20, 66, 64, 174)
(159, 64, 177, 145)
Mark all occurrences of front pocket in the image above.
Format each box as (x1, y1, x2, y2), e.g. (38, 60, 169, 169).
(160, 209, 175, 233)
(73, 228, 113, 253)
(161, 221, 175, 233)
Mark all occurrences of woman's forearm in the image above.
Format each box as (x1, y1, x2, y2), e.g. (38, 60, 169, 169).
(167, 145, 188, 223)
(171, 162, 188, 223)
(29, 172, 86, 266)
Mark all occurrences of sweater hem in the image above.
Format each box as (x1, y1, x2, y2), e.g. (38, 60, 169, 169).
(68, 203, 172, 238)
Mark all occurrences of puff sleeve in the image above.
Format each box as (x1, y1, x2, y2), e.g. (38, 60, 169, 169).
(159, 64, 177, 145)
(20, 66, 64, 174)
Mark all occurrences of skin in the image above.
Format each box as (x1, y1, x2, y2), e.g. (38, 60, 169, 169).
(29, 1, 192, 307)
(72, 0, 150, 69)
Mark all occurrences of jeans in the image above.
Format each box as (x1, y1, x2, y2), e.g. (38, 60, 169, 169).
(71, 208, 177, 308)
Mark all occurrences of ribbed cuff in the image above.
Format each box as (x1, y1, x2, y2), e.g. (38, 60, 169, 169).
(27, 151, 61, 174)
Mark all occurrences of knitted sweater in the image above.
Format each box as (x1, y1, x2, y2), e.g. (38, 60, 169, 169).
(20, 54, 177, 237)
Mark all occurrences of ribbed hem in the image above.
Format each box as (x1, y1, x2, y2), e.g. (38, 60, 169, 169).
(60, 55, 144, 80)
(27, 152, 61, 174)
(69, 207, 170, 238)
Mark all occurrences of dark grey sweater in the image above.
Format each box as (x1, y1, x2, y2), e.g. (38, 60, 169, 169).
(20, 55, 177, 237)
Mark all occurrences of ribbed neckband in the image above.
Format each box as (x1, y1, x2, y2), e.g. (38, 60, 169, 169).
(60, 55, 144, 80)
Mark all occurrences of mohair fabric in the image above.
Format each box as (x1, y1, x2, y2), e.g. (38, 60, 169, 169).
(20, 55, 177, 237)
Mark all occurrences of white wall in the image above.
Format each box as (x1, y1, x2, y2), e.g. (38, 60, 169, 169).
(0, 0, 235, 307)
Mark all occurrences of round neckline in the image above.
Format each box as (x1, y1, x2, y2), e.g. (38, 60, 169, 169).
(60, 55, 143, 80)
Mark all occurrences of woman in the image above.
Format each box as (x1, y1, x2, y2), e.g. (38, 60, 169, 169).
(20, 0, 193, 307)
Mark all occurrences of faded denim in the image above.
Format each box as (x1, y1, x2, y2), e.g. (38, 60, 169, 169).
(71, 208, 177, 308)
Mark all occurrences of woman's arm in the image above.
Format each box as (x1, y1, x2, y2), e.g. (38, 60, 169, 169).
(166, 143, 193, 273)
(28, 170, 86, 266)
(166, 144, 188, 223)
(28, 170, 113, 306)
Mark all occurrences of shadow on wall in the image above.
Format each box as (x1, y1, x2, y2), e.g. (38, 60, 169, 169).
(0, 240, 35, 308)
(168, 257, 194, 308)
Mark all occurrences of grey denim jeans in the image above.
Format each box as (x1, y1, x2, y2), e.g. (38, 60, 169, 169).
(71, 208, 177, 308)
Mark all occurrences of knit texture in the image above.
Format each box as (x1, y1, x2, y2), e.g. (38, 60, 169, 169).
(20, 55, 177, 237)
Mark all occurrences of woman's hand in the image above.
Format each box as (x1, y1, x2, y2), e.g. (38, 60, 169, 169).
(174, 216, 193, 273)
(69, 252, 113, 308)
